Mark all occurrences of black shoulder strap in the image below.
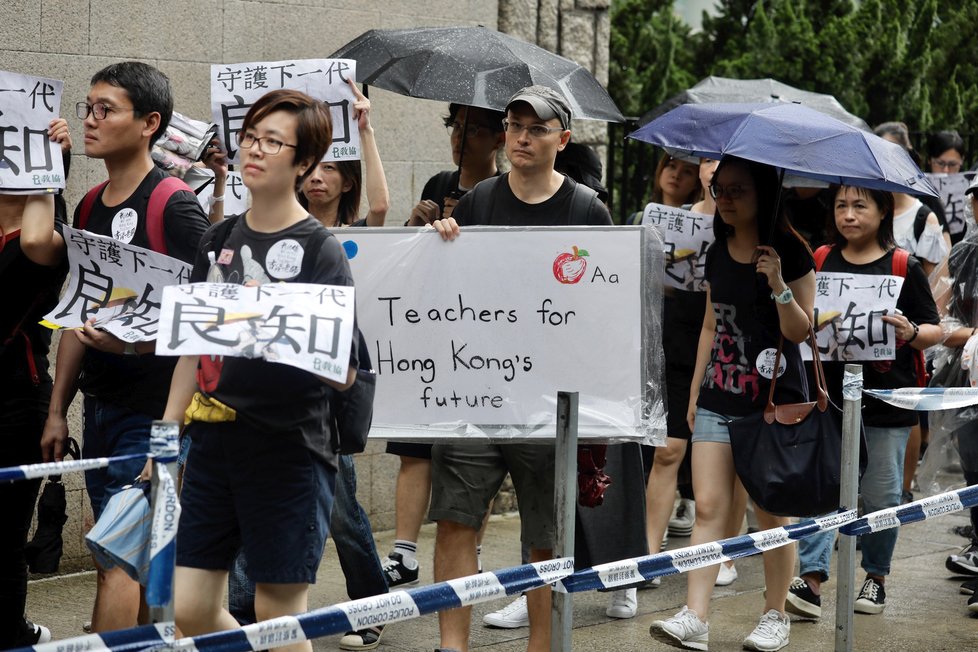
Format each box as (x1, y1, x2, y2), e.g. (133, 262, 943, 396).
(300, 226, 329, 281)
(568, 179, 598, 223)
(207, 215, 239, 254)
(913, 204, 931, 242)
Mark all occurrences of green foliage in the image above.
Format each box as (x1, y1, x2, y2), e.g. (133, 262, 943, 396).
(609, 0, 978, 132)
(606, 0, 978, 217)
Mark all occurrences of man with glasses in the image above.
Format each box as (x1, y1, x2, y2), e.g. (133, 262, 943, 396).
(429, 85, 611, 652)
(40, 61, 209, 633)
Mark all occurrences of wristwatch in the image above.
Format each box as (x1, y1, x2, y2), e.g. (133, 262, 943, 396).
(123, 341, 138, 356)
(771, 286, 794, 305)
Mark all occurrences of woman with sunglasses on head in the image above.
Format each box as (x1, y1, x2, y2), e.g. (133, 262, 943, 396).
(787, 185, 941, 620)
(651, 156, 815, 652)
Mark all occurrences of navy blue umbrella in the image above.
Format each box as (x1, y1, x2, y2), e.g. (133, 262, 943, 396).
(629, 102, 938, 197)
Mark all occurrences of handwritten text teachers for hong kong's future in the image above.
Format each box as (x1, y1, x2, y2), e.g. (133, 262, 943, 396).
(344, 227, 646, 440)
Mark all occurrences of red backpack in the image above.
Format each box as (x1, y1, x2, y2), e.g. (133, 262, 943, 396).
(814, 244, 929, 386)
(76, 176, 190, 255)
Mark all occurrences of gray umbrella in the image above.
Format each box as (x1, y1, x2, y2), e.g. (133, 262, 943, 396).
(639, 76, 870, 131)
(330, 26, 624, 123)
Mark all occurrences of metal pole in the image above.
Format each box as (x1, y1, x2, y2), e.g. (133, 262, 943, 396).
(835, 364, 863, 652)
(551, 391, 578, 652)
(148, 420, 180, 626)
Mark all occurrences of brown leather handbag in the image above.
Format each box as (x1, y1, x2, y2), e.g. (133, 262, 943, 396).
(727, 324, 863, 517)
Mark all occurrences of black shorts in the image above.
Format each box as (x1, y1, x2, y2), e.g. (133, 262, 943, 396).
(385, 441, 433, 459)
(176, 421, 336, 584)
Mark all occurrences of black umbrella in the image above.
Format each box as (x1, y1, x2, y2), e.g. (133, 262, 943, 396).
(639, 76, 869, 131)
(24, 437, 79, 574)
(330, 26, 624, 123)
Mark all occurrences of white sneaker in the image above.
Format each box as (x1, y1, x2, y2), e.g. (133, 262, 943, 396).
(606, 587, 638, 618)
(482, 594, 529, 628)
(743, 609, 790, 651)
(650, 606, 709, 651)
(715, 562, 738, 586)
(669, 499, 696, 537)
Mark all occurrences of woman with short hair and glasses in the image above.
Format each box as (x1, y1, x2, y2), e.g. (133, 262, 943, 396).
(651, 156, 815, 652)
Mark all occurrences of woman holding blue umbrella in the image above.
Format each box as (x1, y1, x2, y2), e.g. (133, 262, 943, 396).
(650, 156, 815, 652)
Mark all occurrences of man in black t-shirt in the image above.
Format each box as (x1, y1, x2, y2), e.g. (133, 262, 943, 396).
(431, 86, 611, 652)
(39, 62, 209, 633)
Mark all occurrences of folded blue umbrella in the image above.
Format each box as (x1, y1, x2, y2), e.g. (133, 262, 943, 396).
(85, 481, 152, 584)
(629, 102, 938, 197)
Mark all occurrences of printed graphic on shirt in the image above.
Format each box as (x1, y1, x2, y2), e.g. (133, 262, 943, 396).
(703, 302, 761, 401)
(111, 208, 139, 243)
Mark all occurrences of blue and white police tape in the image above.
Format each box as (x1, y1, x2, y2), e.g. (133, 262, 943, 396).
(558, 510, 858, 593)
(864, 387, 978, 411)
(20, 559, 575, 652)
(842, 483, 978, 536)
(13, 623, 176, 652)
(0, 453, 149, 483)
(146, 464, 180, 608)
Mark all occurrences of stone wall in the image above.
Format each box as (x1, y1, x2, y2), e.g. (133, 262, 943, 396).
(499, 0, 611, 170)
(1, 0, 612, 575)
(1, 0, 499, 574)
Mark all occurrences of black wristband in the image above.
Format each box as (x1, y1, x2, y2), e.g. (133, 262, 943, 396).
(907, 321, 919, 344)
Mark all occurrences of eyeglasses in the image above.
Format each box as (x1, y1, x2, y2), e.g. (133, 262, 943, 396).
(710, 183, 753, 200)
(501, 120, 564, 138)
(932, 158, 962, 171)
(237, 132, 297, 156)
(446, 122, 493, 138)
(76, 101, 135, 121)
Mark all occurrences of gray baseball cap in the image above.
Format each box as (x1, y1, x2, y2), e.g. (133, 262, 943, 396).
(506, 85, 572, 130)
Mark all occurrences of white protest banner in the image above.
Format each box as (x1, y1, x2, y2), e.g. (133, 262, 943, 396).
(926, 172, 973, 238)
(196, 171, 250, 216)
(156, 283, 355, 383)
(0, 70, 65, 193)
(641, 203, 713, 291)
(340, 227, 645, 441)
(211, 59, 359, 165)
(42, 227, 192, 342)
(802, 272, 905, 361)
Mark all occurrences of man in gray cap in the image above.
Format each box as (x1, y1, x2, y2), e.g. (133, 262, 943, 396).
(429, 85, 611, 652)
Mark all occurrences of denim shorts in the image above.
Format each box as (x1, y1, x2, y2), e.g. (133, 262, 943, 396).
(176, 421, 336, 584)
(83, 397, 154, 520)
(690, 407, 735, 445)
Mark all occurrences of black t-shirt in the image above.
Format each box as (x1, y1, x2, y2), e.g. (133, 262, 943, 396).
(453, 173, 612, 227)
(697, 233, 815, 417)
(0, 232, 68, 391)
(74, 167, 209, 416)
(818, 247, 940, 427)
(422, 170, 459, 219)
(191, 215, 358, 463)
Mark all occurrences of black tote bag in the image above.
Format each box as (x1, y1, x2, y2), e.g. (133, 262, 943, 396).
(727, 324, 865, 517)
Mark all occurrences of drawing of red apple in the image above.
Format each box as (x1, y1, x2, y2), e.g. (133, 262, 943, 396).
(553, 245, 589, 284)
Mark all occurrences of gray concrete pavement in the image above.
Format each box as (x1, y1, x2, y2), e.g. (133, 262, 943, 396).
(25, 506, 978, 651)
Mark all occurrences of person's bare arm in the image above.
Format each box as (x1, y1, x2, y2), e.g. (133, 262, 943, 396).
(348, 79, 390, 227)
(686, 287, 715, 433)
(19, 194, 65, 267)
(164, 355, 200, 422)
(40, 332, 85, 461)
